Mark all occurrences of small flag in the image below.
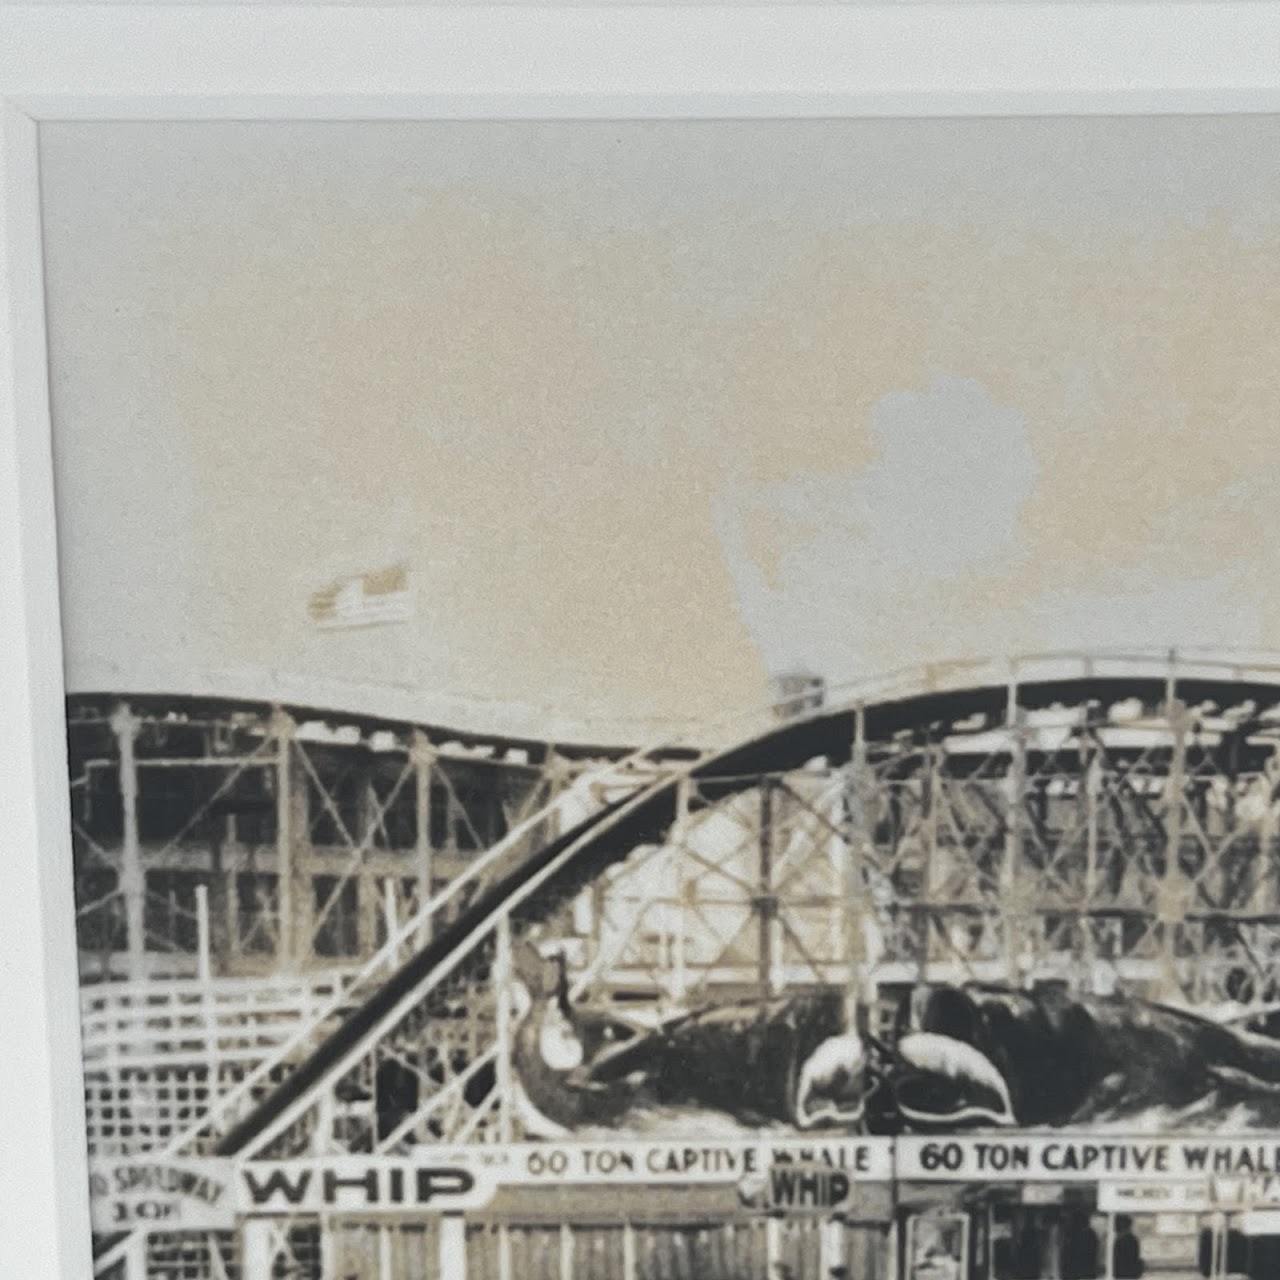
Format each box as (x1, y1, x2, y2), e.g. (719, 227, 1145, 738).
(309, 564, 411, 629)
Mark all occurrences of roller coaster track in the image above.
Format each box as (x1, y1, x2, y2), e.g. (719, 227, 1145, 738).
(215, 650, 1280, 1154)
(92, 649, 1280, 1275)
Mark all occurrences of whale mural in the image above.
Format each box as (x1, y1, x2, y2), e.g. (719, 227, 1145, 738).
(507, 961, 1280, 1137)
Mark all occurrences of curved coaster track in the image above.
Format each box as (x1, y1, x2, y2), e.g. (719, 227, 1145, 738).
(93, 651, 1280, 1277)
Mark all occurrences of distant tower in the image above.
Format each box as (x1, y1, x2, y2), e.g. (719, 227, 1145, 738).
(771, 668, 826, 720)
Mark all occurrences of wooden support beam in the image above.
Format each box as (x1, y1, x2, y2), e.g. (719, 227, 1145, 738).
(1004, 712, 1026, 985)
(413, 730, 435, 945)
(494, 912, 514, 1143)
(110, 701, 145, 981)
(759, 779, 776, 998)
(273, 708, 311, 971)
(439, 1213, 467, 1280)
(1161, 696, 1189, 1000)
(356, 766, 380, 958)
(844, 703, 872, 1030)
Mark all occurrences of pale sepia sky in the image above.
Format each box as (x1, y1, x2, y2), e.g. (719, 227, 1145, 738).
(38, 118, 1280, 742)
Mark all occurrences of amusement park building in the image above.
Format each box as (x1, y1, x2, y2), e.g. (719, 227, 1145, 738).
(74, 651, 1280, 1280)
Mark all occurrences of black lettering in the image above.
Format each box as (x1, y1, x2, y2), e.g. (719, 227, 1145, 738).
(416, 1168, 475, 1204)
(323, 1169, 379, 1205)
(242, 1168, 312, 1207)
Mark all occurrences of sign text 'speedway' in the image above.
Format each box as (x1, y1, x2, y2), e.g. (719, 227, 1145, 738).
(89, 1160, 236, 1233)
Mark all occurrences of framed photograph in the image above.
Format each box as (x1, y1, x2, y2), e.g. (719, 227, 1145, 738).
(7, 8, 1280, 1280)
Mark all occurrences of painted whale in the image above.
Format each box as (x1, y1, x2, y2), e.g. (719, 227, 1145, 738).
(884, 983, 1280, 1131)
(508, 966, 1280, 1135)
(509, 960, 858, 1132)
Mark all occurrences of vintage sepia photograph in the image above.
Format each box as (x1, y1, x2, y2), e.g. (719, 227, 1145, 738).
(37, 113, 1280, 1280)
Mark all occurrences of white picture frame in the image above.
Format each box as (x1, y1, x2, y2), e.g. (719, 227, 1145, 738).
(5, 6, 1280, 1279)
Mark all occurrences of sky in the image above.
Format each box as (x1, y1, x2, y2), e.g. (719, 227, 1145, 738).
(37, 117, 1280, 743)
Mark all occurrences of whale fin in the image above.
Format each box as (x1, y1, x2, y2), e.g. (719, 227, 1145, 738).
(896, 1031, 1016, 1125)
(795, 1034, 867, 1128)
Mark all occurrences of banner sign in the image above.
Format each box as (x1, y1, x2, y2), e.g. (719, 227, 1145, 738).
(238, 1139, 893, 1216)
(475, 1139, 895, 1186)
(736, 1161, 869, 1217)
(94, 1137, 1280, 1232)
(898, 1137, 1280, 1183)
(237, 1159, 499, 1214)
(92, 1140, 892, 1230)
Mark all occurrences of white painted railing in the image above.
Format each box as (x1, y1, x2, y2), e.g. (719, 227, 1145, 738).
(79, 971, 359, 1069)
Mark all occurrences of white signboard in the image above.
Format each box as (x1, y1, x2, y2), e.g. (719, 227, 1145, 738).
(239, 1139, 894, 1214)
(1100, 1175, 1280, 1215)
(89, 1159, 236, 1234)
(898, 1137, 1280, 1183)
(97, 1137, 1280, 1233)
(93, 1140, 894, 1231)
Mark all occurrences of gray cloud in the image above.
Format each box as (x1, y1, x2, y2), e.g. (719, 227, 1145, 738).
(714, 373, 1036, 677)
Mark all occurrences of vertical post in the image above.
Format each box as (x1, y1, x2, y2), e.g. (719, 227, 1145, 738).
(274, 708, 310, 971)
(543, 746, 565, 842)
(1083, 734, 1102, 993)
(206, 816, 231, 978)
(494, 911, 514, 1142)
(379, 1222, 395, 1280)
(242, 1220, 279, 1280)
(318, 1214, 337, 1280)
(498, 1224, 513, 1280)
(670, 777, 691, 1002)
(196, 883, 215, 1065)
(275, 707, 294, 970)
(921, 740, 940, 980)
(439, 1213, 468, 1280)
(195, 883, 211, 984)
(311, 1083, 334, 1157)
(766, 1216, 782, 1274)
(1162, 695, 1188, 1001)
(1254, 753, 1279, 916)
(759, 779, 775, 998)
(621, 1221, 636, 1280)
(413, 731, 434, 946)
(111, 702, 146, 982)
(885, 1218, 900, 1280)
(820, 1218, 844, 1278)
(227, 870, 242, 968)
(1004, 705, 1025, 986)
(357, 765, 380, 959)
(559, 1221, 574, 1280)
(844, 704, 871, 1031)
(382, 876, 398, 966)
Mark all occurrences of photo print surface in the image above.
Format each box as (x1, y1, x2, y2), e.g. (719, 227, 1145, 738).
(39, 116, 1280, 1280)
